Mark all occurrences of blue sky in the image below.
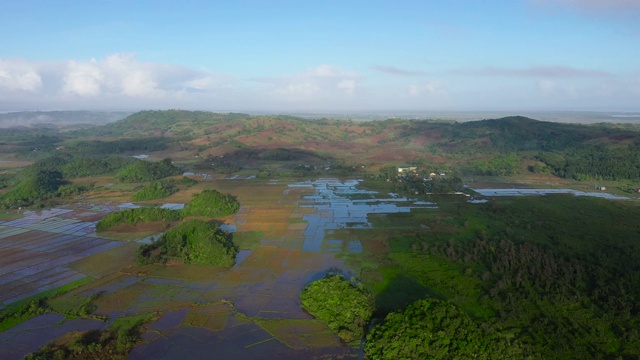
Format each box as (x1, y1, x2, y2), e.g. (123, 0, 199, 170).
(1, 0, 639, 112)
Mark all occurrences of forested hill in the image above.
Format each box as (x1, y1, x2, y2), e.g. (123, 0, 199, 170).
(11, 110, 640, 182)
(74, 110, 252, 137)
(89, 110, 640, 149)
(454, 116, 637, 151)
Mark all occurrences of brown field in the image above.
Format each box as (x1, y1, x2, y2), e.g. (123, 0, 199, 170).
(181, 304, 231, 332)
(0, 208, 125, 305)
(257, 319, 340, 350)
(0, 160, 32, 169)
(67, 242, 138, 278)
(93, 282, 154, 314)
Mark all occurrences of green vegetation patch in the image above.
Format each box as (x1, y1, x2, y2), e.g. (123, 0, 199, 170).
(0, 169, 63, 208)
(365, 298, 524, 360)
(132, 181, 177, 201)
(61, 156, 138, 178)
(0, 277, 93, 332)
(131, 176, 197, 201)
(181, 304, 231, 332)
(388, 252, 493, 318)
(232, 230, 263, 250)
(24, 313, 156, 360)
(116, 158, 182, 183)
(96, 207, 182, 231)
(257, 318, 340, 350)
(181, 189, 239, 217)
(300, 274, 375, 342)
(0, 212, 21, 220)
(136, 219, 237, 266)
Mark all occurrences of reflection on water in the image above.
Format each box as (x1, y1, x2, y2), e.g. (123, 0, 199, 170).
(473, 188, 629, 200)
(291, 179, 437, 252)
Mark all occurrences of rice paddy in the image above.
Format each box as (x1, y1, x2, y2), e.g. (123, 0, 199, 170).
(0, 177, 444, 359)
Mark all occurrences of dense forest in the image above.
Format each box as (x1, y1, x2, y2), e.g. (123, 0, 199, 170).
(362, 195, 640, 359)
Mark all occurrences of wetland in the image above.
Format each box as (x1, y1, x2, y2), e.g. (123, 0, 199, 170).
(1, 111, 640, 359)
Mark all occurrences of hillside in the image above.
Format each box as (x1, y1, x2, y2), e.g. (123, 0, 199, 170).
(3, 110, 640, 184)
(75, 111, 640, 181)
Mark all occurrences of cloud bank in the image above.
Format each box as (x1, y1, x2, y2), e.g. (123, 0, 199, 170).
(0, 54, 235, 109)
(0, 55, 637, 112)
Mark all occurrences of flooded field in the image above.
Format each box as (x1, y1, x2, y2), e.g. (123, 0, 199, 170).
(0, 178, 439, 359)
(0, 206, 123, 306)
(294, 179, 436, 252)
(473, 188, 630, 200)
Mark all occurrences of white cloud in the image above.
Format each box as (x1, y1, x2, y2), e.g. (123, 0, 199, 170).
(256, 65, 362, 101)
(0, 55, 638, 112)
(337, 79, 356, 94)
(0, 54, 237, 109)
(311, 64, 356, 78)
(408, 81, 447, 97)
(101, 54, 161, 97)
(0, 59, 42, 92)
(63, 59, 103, 96)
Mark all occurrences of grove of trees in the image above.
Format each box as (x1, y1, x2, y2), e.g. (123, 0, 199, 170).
(300, 275, 375, 342)
(365, 298, 524, 360)
(136, 219, 237, 266)
(181, 189, 239, 217)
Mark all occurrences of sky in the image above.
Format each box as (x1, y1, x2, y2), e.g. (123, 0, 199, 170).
(1, 0, 639, 113)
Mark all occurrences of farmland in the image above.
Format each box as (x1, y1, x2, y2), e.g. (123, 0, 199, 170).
(2, 178, 422, 358)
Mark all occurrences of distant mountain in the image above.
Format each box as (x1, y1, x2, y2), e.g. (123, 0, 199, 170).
(51, 110, 640, 181)
(0, 111, 131, 128)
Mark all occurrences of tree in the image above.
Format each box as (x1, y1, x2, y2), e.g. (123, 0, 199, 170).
(365, 298, 523, 360)
(181, 189, 239, 217)
(300, 275, 375, 342)
(136, 219, 237, 266)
